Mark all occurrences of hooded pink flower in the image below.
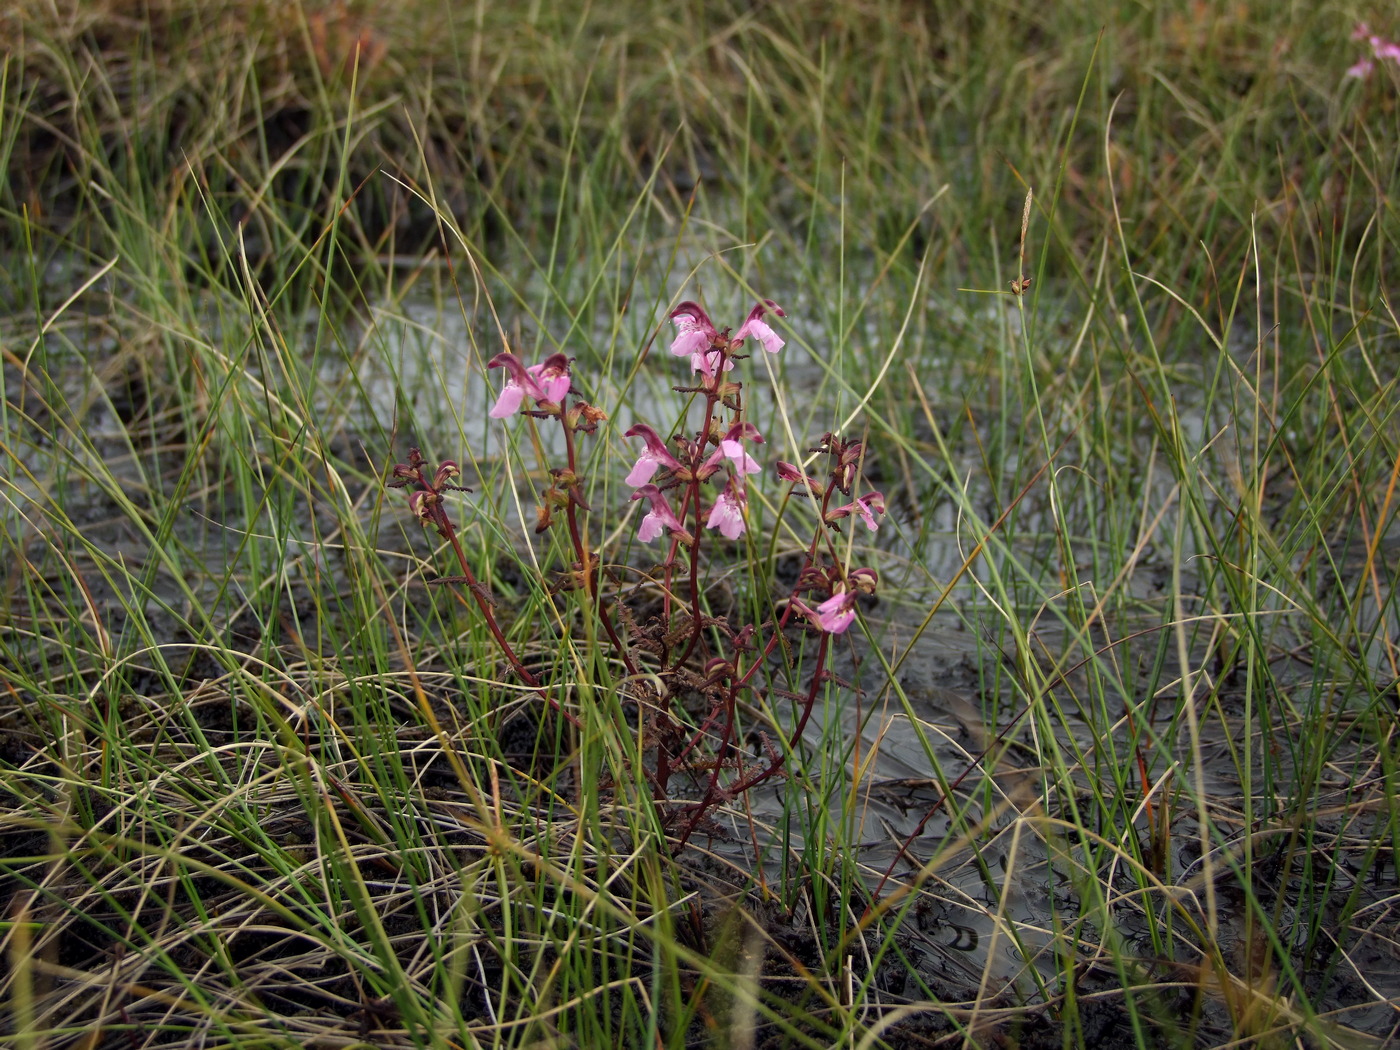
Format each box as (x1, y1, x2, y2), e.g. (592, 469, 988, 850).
(487, 352, 571, 418)
(733, 299, 786, 354)
(827, 491, 886, 531)
(790, 568, 875, 634)
(705, 481, 747, 540)
(631, 484, 689, 544)
(701, 421, 765, 478)
(624, 423, 684, 486)
(669, 301, 717, 360)
(814, 591, 858, 633)
(790, 592, 858, 634)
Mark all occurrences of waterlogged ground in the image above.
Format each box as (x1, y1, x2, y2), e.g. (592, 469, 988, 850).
(3, 282, 1399, 1048)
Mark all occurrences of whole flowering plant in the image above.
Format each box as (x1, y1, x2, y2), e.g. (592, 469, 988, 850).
(391, 293, 886, 847)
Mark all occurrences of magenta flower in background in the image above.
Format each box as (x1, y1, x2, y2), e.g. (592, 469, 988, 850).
(631, 484, 689, 543)
(1347, 22, 1400, 78)
(706, 481, 748, 540)
(733, 300, 786, 355)
(624, 423, 684, 486)
(487, 352, 571, 418)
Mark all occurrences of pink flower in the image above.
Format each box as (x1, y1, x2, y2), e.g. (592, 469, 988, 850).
(700, 422, 765, 478)
(718, 438, 762, 475)
(814, 592, 857, 633)
(624, 423, 684, 486)
(733, 299, 786, 354)
(789, 569, 876, 634)
(827, 491, 886, 531)
(705, 481, 747, 540)
(1347, 57, 1376, 78)
(669, 301, 718, 362)
(487, 352, 571, 418)
(852, 491, 886, 531)
(790, 592, 858, 634)
(631, 484, 689, 544)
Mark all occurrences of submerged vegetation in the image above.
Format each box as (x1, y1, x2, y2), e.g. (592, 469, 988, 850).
(1, 1, 1398, 1047)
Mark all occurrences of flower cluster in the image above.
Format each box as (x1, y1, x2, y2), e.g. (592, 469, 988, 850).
(487, 351, 572, 418)
(623, 302, 779, 546)
(1347, 22, 1400, 79)
(670, 299, 785, 377)
(791, 567, 879, 634)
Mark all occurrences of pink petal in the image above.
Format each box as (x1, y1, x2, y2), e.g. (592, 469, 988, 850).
(1347, 57, 1375, 78)
(672, 328, 712, 359)
(706, 491, 746, 540)
(637, 511, 664, 543)
(742, 318, 784, 354)
(855, 492, 886, 531)
(626, 450, 663, 487)
(720, 439, 761, 475)
(540, 374, 571, 402)
(816, 593, 856, 633)
(528, 355, 572, 403)
(489, 382, 525, 418)
(735, 300, 786, 354)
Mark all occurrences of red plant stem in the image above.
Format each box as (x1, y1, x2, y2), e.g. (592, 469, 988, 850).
(433, 499, 588, 730)
(669, 476, 840, 769)
(676, 366, 727, 667)
(559, 415, 640, 678)
(439, 515, 540, 688)
(674, 631, 830, 847)
(669, 453, 851, 844)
